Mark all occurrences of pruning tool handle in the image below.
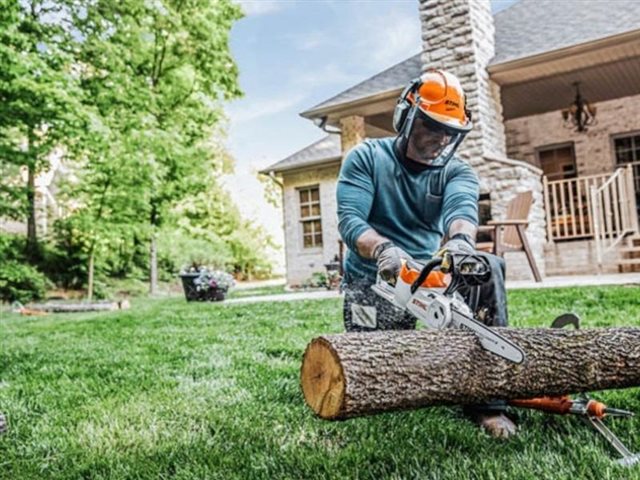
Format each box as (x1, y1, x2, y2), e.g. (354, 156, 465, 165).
(509, 396, 573, 415)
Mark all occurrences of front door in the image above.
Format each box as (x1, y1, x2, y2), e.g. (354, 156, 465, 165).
(537, 144, 576, 181)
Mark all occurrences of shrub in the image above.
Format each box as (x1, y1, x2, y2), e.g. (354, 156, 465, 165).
(302, 272, 328, 289)
(0, 261, 50, 303)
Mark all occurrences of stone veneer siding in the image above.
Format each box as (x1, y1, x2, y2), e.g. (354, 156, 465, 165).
(282, 163, 341, 287)
(340, 116, 366, 154)
(477, 155, 546, 280)
(420, 0, 546, 279)
(505, 93, 640, 177)
(420, 0, 506, 162)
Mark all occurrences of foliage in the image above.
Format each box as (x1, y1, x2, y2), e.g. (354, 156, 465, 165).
(157, 228, 233, 275)
(0, 232, 50, 302)
(303, 271, 329, 289)
(0, 260, 49, 302)
(0, 0, 275, 298)
(180, 266, 235, 292)
(172, 180, 276, 280)
(1, 286, 639, 478)
(69, 0, 247, 289)
(257, 171, 283, 209)
(0, 0, 85, 254)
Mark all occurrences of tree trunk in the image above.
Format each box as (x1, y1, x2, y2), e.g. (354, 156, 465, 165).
(300, 328, 640, 420)
(149, 229, 158, 295)
(26, 300, 129, 313)
(25, 162, 38, 260)
(87, 248, 95, 301)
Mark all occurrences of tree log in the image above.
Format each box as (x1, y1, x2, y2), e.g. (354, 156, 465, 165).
(300, 328, 640, 420)
(26, 300, 130, 313)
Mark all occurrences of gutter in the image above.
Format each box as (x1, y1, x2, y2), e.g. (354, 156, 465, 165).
(299, 88, 402, 120)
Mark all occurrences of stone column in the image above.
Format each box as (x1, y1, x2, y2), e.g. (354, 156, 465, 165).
(420, 0, 506, 164)
(339, 115, 366, 153)
(419, 0, 546, 279)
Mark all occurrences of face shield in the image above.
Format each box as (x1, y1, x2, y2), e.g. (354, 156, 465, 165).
(402, 107, 465, 168)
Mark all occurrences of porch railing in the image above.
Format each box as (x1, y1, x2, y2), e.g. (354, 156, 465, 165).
(543, 165, 639, 244)
(543, 173, 609, 240)
(591, 164, 639, 267)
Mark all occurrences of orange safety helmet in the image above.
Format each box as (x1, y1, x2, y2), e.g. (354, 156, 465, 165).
(393, 69, 473, 167)
(412, 70, 472, 132)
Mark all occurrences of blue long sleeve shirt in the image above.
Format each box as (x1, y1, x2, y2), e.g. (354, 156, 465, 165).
(336, 137, 479, 281)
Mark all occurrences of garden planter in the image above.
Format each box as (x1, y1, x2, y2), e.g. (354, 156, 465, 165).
(179, 273, 228, 302)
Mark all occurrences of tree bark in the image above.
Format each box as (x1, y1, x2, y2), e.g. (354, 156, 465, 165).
(300, 328, 640, 420)
(87, 248, 95, 301)
(149, 229, 158, 295)
(25, 162, 38, 260)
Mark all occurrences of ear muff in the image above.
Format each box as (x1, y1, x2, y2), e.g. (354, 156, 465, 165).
(393, 78, 420, 133)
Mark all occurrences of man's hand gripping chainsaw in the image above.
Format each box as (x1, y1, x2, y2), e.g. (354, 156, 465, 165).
(371, 253, 526, 364)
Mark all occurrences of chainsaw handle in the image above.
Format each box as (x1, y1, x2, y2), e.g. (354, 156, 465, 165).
(410, 257, 443, 294)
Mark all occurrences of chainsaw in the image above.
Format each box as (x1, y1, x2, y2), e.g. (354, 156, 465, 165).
(371, 253, 525, 364)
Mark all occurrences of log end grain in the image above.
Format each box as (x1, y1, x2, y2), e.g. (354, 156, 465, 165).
(300, 337, 346, 419)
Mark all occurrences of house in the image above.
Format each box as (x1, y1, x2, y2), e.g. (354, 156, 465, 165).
(0, 149, 67, 238)
(261, 0, 640, 287)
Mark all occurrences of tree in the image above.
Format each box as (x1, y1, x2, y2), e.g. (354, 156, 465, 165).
(56, 116, 149, 299)
(72, 0, 243, 294)
(0, 0, 83, 260)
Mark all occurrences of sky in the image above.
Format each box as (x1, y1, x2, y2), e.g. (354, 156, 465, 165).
(223, 0, 518, 273)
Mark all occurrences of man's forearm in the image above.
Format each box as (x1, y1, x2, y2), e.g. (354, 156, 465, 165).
(448, 219, 477, 245)
(355, 228, 390, 259)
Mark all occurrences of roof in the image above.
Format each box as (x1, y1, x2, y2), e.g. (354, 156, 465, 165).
(301, 54, 421, 117)
(493, 0, 640, 64)
(302, 0, 640, 116)
(259, 134, 341, 174)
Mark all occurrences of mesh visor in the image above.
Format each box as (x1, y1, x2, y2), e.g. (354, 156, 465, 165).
(406, 109, 464, 167)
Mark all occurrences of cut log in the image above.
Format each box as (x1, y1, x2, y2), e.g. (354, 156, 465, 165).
(25, 300, 130, 313)
(300, 328, 640, 420)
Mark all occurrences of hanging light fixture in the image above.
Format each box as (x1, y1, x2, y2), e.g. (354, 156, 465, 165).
(561, 82, 597, 132)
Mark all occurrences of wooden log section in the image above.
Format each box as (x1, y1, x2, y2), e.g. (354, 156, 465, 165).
(300, 328, 640, 420)
(25, 299, 130, 313)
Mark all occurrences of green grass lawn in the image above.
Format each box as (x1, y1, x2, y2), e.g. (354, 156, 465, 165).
(226, 284, 288, 299)
(1, 285, 640, 479)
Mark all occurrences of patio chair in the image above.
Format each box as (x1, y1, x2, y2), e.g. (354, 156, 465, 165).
(476, 190, 542, 282)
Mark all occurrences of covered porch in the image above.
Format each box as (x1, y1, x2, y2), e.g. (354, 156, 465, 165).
(493, 29, 640, 273)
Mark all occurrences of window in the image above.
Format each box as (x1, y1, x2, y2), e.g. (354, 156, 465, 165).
(613, 133, 640, 165)
(613, 133, 640, 216)
(299, 186, 322, 248)
(536, 144, 576, 181)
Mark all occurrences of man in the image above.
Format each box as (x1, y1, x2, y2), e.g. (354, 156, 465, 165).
(336, 69, 515, 438)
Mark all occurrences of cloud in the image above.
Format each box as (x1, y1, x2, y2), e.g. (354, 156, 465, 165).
(353, 7, 422, 70)
(293, 30, 326, 51)
(226, 93, 306, 125)
(236, 0, 290, 16)
(294, 63, 361, 89)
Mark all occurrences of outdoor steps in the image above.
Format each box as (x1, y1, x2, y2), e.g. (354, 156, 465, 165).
(619, 234, 640, 273)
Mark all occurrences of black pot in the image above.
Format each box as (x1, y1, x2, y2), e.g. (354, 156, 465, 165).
(179, 273, 227, 302)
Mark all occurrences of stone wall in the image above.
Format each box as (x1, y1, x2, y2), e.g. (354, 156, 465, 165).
(478, 155, 546, 280)
(420, 0, 507, 164)
(505, 93, 640, 176)
(419, 0, 546, 280)
(340, 116, 366, 154)
(281, 163, 341, 287)
(544, 239, 619, 276)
